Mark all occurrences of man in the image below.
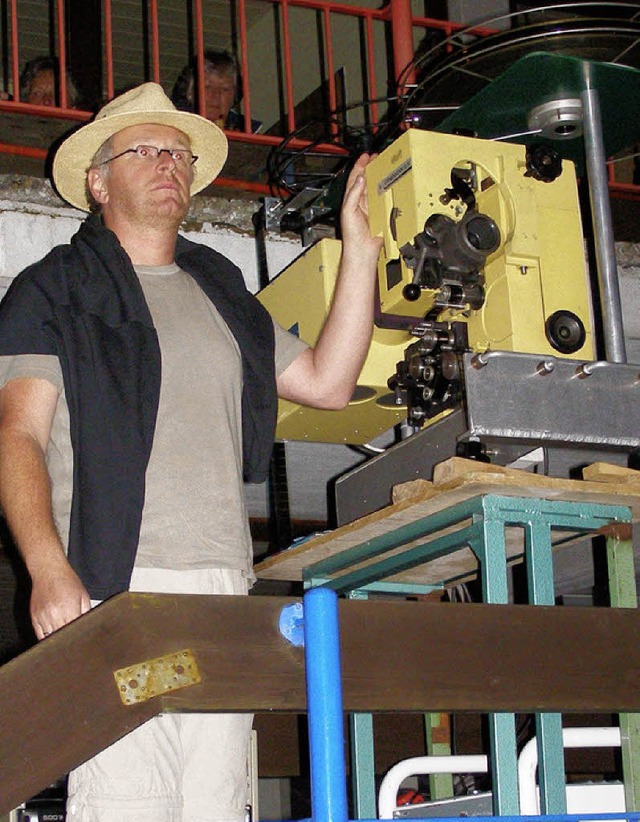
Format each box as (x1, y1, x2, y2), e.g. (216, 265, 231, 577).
(172, 49, 261, 132)
(0, 82, 381, 820)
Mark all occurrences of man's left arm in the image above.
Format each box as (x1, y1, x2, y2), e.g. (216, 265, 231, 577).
(276, 153, 383, 410)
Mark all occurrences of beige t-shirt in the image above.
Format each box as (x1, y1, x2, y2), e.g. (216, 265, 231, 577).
(0, 262, 307, 577)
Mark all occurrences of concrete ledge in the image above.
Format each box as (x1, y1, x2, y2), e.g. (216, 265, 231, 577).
(0, 172, 262, 234)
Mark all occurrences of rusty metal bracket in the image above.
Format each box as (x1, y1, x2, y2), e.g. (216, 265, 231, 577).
(114, 648, 201, 705)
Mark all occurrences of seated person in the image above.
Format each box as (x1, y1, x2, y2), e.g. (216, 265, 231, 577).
(171, 48, 261, 132)
(19, 55, 80, 107)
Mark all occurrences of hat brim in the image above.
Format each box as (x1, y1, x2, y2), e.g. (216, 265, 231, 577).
(52, 109, 228, 212)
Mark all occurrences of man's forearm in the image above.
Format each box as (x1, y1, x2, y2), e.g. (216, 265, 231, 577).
(276, 154, 384, 409)
(308, 244, 378, 407)
(0, 427, 91, 639)
(0, 428, 66, 574)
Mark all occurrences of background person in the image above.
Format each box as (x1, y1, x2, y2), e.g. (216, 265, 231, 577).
(172, 48, 261, 132)
(19, 55, 80, 107)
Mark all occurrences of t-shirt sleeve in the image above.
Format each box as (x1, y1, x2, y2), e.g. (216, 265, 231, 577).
(0, 354, 63, 391)
(0, 267, 59, 357)
(273, 318, 309, 378)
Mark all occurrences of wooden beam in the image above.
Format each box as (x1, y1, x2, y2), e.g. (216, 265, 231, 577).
(0, 593, 305, 813)
(338, 599, 640, 713)
(1, 593, 640, 813)
(0, 595, 157, 814)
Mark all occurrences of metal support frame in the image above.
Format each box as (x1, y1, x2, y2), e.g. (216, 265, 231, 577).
(607, 531, 640, 811)
(346, 589, 377, 820)
(581, 75, 627, 364)
(297, 585, 640, 822)
(425, 713, 454, 800)
(300, 492, 633, 817)
(470, 506, 519, 815)
(525, 521, 564, 816)
(469, 495, 632, 815)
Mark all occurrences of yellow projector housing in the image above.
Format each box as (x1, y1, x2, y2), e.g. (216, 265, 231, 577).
(366, 128, 594, 359)
(257, 238, 409, 444)
(258, 128, 594, 445)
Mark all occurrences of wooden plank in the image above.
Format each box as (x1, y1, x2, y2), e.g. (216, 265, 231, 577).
(432, 457, 541, 484)
(255, 458, 640, 584)
(0, 593, 303, 814)
(2, 593, 640, 812)
(583, 461, 640, 485)
(391, 478, 433, 504)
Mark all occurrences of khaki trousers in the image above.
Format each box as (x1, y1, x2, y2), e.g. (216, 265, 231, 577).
(67, 567, 252, 822)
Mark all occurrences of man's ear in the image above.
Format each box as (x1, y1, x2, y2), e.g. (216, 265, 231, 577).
(87, 167, 109, 204)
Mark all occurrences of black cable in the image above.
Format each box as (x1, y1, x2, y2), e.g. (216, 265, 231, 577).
(252, 205, 294, 551)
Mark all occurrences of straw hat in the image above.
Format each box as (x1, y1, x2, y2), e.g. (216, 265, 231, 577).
(52, 82, 228, 211)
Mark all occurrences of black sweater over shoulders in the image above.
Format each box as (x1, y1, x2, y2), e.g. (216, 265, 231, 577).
(0, 215, 277, 598)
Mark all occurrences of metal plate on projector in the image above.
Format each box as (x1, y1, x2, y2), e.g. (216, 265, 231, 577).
(463, 351, 640, 448)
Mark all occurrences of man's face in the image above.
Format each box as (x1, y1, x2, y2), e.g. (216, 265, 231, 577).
(89, 123, 194, 229)
(202, 70, 236, 126)
(27, 69, 55, 106)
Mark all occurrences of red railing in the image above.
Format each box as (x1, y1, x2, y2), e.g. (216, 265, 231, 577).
(0, 0, 637, 199)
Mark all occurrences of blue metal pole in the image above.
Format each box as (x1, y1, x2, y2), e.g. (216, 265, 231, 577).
(303, 587, 349, 822)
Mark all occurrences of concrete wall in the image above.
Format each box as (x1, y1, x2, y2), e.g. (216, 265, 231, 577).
(0, 175, 302, 293)
(447, 0, 510, 28)
(616, 242, 640, 360)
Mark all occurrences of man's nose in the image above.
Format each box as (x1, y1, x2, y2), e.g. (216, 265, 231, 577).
(156, 149, 178, 170)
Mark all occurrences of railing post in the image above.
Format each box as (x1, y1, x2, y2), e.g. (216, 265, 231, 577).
(390, 0, 415, 88)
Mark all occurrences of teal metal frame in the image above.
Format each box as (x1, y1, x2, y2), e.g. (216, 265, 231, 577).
(607, 530, 640, 810)
(302, 492, 633, 817)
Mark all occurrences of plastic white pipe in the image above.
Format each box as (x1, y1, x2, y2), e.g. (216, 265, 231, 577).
(378, 727, 623, 819)
(378, 754, 488, 819)
(518, 726, 622, 814)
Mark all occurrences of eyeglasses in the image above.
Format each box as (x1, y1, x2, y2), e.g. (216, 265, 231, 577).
(102, 145, 198, 166)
